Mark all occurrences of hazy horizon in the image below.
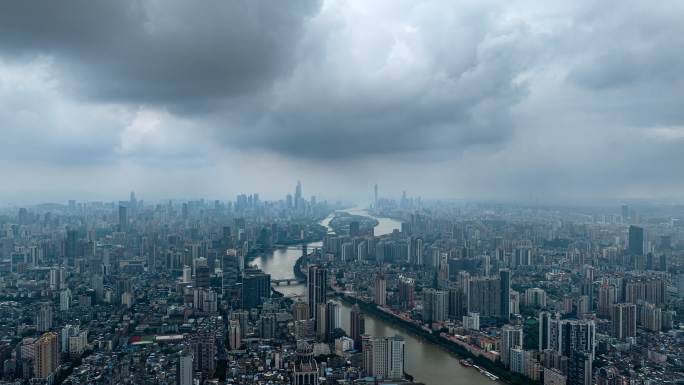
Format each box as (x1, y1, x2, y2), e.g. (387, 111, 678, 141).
(1, 1, 683, 204)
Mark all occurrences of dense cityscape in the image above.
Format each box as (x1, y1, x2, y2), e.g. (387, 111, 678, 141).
(0, 182, 682, 385)
(2, 1, 684, 385)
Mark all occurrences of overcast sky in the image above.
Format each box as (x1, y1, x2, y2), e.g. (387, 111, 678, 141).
(1, 0, 683, 205)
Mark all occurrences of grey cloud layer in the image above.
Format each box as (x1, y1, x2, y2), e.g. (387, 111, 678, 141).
(1, 0, 683, 201)
(0, 0, 319, 104)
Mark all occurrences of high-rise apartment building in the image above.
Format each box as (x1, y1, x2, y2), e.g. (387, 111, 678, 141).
(611, 303, 636, 340)
(229, 320, 241, 351)
(422, 288, 448, 323)
(468, 276, 501, 318)
(36, 303, 53, 332)
(350, 304, 365, 350)
(34, 332, 59, 379)
(501, 325, 523, 368)
(292, 301, 309, 321)
(362, 335, 405, 380)
(398, 276, 415, 310)
(500, 269, 511, 321)
(325, 300, 342, 342)
(374, 275, 387, 306)
(308, 265, 328, 325)
(598, 284, 618, 318)
(191, 332, 216, 378)
(177, 348, 193, 385)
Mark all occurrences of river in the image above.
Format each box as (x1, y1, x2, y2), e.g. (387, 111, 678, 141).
(253, 208, 497, 385)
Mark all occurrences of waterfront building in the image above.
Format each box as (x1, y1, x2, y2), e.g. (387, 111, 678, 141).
(501, 325, 523, 368)
(422, 288, 448, 323)
(308, 265, 328, 325)
(374, 274, 387, 306)
(362, 334, 405, 380)
(398, 276, 415, 310)
(468, 276, 501, 319)
(350, 304, 365, 349)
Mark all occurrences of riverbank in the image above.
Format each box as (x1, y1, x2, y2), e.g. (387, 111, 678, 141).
(337, 295, 538, 385)
(245, 222, 328, 266)
(293, 255, 307, 281)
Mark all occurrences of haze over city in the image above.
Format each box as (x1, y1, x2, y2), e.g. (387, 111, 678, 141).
(2, 2, 684, 385)
(1, 0, 683, 204)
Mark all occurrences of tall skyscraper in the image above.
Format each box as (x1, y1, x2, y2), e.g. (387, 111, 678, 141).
(65, 229, 77, 266)
(60, 289, 71, 311)
(292, 301, 309, 321)
(501, 325, 523, 368)
(194, 258, 210, 289)
(628, 225, 644, 255)
(611, 303, 636, 340)
(398, 276, 415, 310)
(468, 276, 501, 318)
(500, 269, 511, 321)
(325, 300, 341, 342)
(580, 279, 593, 312)
(373, 184, 378, 208)
(422, 289, 448, 323)
(191, 332, 216, 378)
(308, 265, 328, 323)
(177, 348, 193, 385)
(538, 311, 560, 351)
(260, 313, 277, 339)
(558, 319, 596, 359)
(241, 270, 271, 309)
(222, 249, 240, 294)
(315, 303, 327, 341)
(229, 319, 241, 351)
(118, 205, 128, 232)
(34, 332, 59, 379)
(567, 352, 592, 385)
(598, 284, 618, 319)
(36, 303, 53, 332)
(374, 275, 387, 306)
(350, 304, 365, 349)
(448, 287, 467, 320)
(621, 204, 629, 222)
(295, 180, 302, 210)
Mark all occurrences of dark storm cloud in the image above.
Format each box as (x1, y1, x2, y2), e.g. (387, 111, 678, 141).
(0, 0, 320, 105)
(211, 1, 540, 160)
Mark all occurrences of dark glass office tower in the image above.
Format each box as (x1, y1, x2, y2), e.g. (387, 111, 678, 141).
(628, 225, 644, 255)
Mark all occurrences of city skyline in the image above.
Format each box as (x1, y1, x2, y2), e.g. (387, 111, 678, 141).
(1, 1, 684, 204)
(1, 2, 683, 385)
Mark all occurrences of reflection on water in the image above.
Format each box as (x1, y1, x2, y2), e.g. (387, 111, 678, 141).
(343, 207, 400, 236)
(255, 209, 497, 385)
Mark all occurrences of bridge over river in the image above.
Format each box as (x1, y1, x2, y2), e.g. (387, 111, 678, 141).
(271, 277, 305, 286)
